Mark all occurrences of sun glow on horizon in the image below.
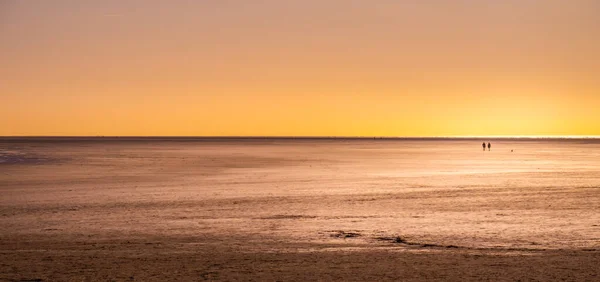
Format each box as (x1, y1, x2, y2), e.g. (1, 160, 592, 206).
(1, 1, 599, 137)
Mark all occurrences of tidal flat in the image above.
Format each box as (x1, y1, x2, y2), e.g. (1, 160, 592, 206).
(1, 138, 599, 281)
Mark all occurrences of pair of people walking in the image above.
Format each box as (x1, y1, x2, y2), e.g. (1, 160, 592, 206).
(482, 142, 491, 151)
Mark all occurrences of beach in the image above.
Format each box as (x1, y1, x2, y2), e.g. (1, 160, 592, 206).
(1, 138, 599, 281)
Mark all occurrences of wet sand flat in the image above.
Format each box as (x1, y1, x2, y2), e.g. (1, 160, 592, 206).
(1, 138, 599, 281)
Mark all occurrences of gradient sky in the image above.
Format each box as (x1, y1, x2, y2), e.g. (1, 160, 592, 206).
(1, 0, 599, 136)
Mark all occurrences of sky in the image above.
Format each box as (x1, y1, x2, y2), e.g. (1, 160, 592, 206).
(1, 0, 599, 137)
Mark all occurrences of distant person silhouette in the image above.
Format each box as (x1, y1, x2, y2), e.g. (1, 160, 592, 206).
(487, 142, 491, 151)
(482, 142, 486, 151)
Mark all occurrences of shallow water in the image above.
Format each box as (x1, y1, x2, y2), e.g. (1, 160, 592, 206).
(1, 138, 599, 250)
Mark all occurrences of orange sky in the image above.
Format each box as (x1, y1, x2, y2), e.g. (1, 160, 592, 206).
(1, 1, 599, 136)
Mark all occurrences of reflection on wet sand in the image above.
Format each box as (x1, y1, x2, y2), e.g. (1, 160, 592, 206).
(1, 138, 599, 280)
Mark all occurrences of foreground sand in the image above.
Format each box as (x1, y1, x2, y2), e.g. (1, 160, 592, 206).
(1, 139, 599, 281)
(2, 233, 599, 281)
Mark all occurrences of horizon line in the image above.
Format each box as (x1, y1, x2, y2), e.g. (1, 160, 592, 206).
(1, 135, 599, 139)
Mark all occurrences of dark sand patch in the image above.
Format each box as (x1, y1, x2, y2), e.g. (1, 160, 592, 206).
(259, 215, 319, 220)
(375, 236, 461, 249)
(329, 230, 363, 238)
